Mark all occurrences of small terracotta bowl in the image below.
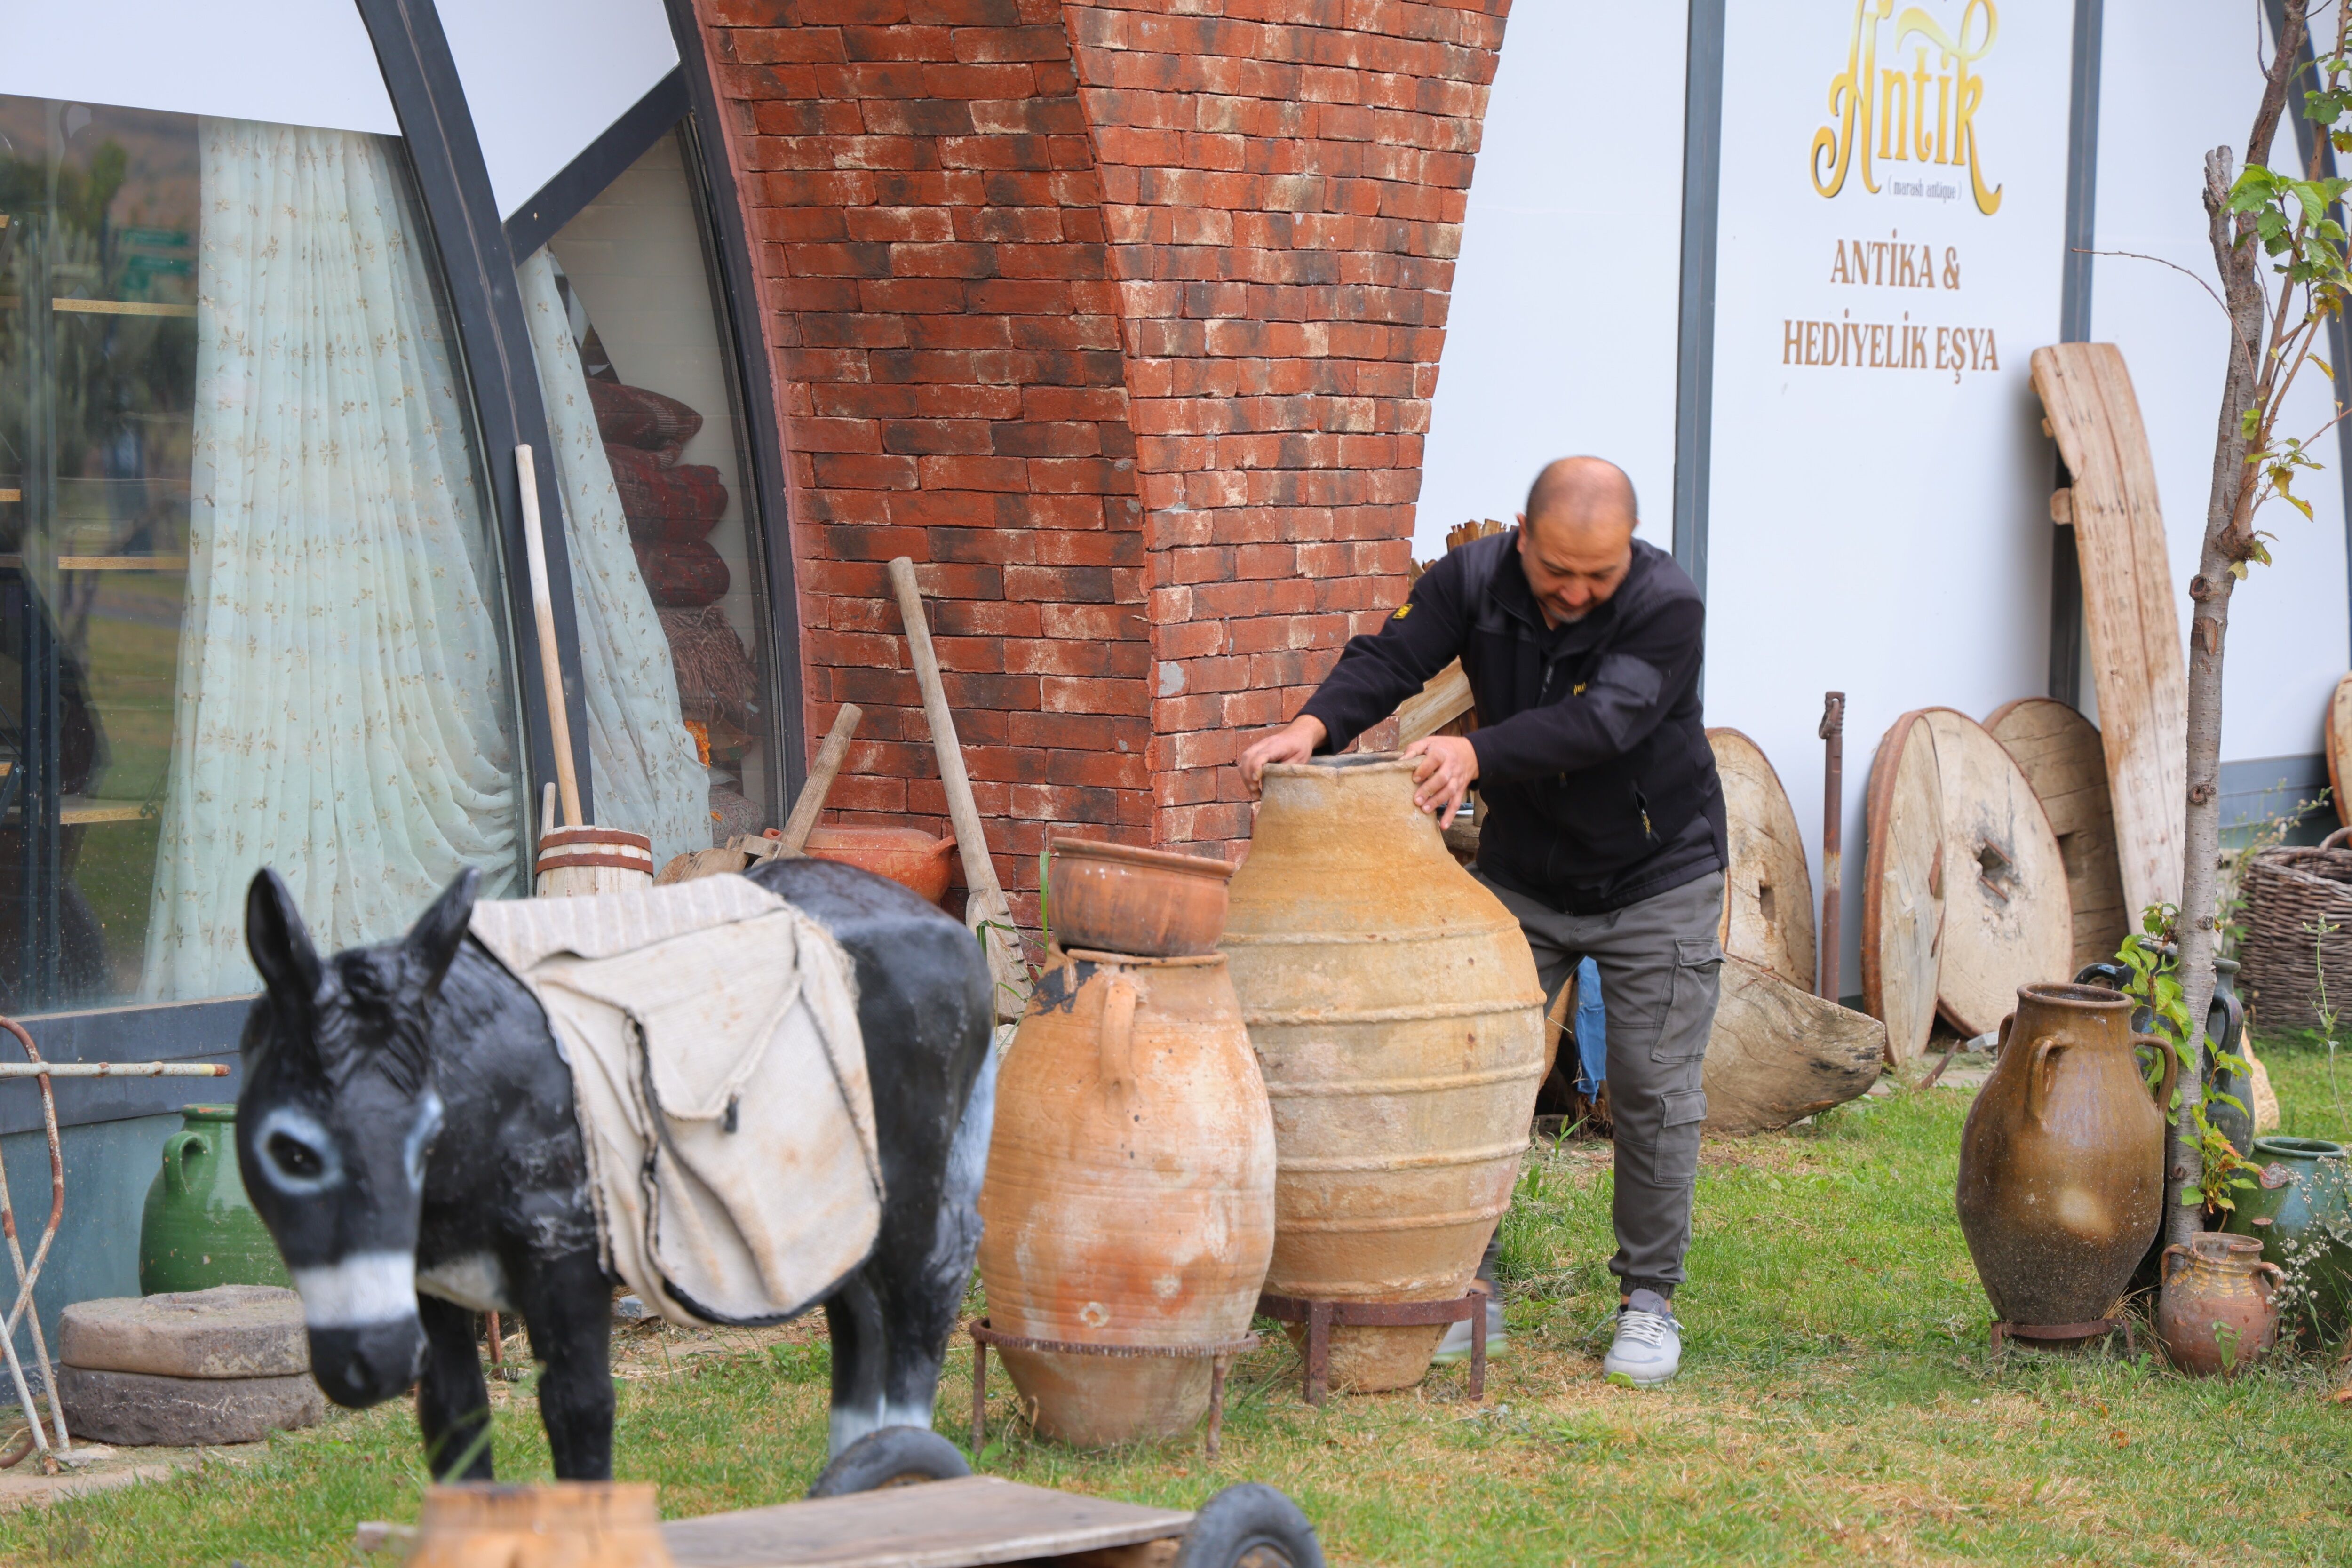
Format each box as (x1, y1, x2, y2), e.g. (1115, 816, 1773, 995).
(803, 825, 957, 904)
(1049, 837, 1236, 957)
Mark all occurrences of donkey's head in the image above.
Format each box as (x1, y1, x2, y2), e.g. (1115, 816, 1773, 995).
(237, 867, 476, 1408)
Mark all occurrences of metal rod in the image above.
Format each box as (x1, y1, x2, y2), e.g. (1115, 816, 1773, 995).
(1818, 692, 1846, 1002)
(0, 1063, 228, 1078)
(0, 1016, 67, 1466)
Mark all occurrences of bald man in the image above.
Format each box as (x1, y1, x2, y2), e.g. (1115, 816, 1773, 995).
(1238, 457, 1725, 1388)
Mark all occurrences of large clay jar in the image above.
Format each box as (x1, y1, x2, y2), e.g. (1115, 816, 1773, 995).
(2154, 1231, 2283, 1376)
(2224, 1135, 2352, 1340)
(1221, 755, 1545, 1393)
(1955, 984, 2173, 1325)
(140, 1106, 290, 1295)
(977, 947, 1275, 1445)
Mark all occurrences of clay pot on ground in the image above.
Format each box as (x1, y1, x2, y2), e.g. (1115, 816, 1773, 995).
(2154, 1231, 2283, 1376)
(1955, 984, 2173, 1326)
(2223, 1135, 2352, 1341)
(406, 1482, 673, 1568)
(802, 825, 956, 904)
(977, 948, 1275, 1445)
(1048, 837, 1235, 957)
(1220, 755, 1545, 1393)
(140, 1106, 289, 1296)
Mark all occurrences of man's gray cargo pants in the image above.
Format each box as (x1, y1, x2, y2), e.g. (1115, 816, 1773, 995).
(1476, 868, 1725, 1293)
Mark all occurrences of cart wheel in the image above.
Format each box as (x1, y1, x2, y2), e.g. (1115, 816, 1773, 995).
(1174, 1483, 1325, 1568)
(805, 1425, 972, 1498)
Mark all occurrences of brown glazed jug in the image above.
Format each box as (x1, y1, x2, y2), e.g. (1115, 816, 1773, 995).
(976, 947, 1276, 1445)
(2154, 1231, 2283, 1376)
(1221, 755, 1545, 1393)
(1956, 983, 2175, 1325)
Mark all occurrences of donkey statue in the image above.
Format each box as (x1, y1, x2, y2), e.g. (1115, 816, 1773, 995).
(234, 857, 996, 1481)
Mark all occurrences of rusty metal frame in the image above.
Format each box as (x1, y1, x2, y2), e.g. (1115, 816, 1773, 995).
(966, 1319, 1259, 1460)
(1254, 1289, 1487, 1407)
(1989, 1317, 2136, 1355)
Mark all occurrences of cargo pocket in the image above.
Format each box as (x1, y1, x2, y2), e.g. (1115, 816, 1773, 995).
(1649, 937, 1724, 1062)
(1654, 1090, 1707, 1183)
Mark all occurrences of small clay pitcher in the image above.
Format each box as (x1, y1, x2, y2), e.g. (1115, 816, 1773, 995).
(2223, 1135, 2352, 1340)
(2155, 1232, 2283, 1377)
(139, 1106, 290, 1296)
(1955, 984, 2175, 1326)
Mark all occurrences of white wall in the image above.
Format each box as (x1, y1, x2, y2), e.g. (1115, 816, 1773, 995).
(0, 1, 396, 135)
(439, 0, 682, 219)
(1415, 4, 1690, 557)
(2089, 0, 2350, 769)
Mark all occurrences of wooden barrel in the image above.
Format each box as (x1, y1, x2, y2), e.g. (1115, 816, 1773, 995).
(1221, 756, 1544, 1392)
(407, 1481, 673, 1567)
(977, 947, 1275, 1444)
(535, 827, 655, 898)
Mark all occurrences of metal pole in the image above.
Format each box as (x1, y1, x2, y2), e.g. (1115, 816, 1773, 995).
(1819, 693, 1846, 1001)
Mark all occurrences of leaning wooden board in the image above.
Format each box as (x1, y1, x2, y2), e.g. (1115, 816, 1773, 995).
(1917, 708, 2073, 1038)
(1708, 728, 1816, 990)
(1862, 711, 1944, 1065)
(663, 1476, 1192, 1568)
(2330, 672, 2352, 829)
(2029, 344, 2188, 920)
(1985, 697, 2129, 973)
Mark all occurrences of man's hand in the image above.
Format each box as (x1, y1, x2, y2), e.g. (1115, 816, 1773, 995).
(1239, 715, 1328, 796)
(1402, 734, 1479, 828)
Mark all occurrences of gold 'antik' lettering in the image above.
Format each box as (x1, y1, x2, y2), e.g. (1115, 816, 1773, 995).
(1812, 0, 2002, 216)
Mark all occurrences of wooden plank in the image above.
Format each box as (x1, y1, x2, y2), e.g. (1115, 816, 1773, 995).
(1708, 728, 1817, 989)
(1986, 697, 2129, 973)
(662, 1476, 1193, 1568)
(2029, 344, 2187, 921)
(2330, 673, 2352, 830)
(1395, 661, 1474, 746)
(1702, 953, 1885, 1136)
(1861, 711, 1944, 1064)
(1920, 708, 2073, 1038)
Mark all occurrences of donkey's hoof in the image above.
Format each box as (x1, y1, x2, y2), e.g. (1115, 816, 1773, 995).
(806, 1426, 970, 1497)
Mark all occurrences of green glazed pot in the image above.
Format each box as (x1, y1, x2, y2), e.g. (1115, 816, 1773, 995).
(137, 1105, 290, 1295)
(2223, 1135, 2352, 1340)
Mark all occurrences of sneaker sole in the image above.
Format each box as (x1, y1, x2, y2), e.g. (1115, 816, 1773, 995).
(1603, 1369, 1676, 1388)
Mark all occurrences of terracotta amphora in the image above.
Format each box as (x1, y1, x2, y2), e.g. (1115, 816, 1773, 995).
(2154, 1231, 2283, 1377)
(977, 948, 1275, 1445)
(1221, 755, 1545, 1393)
(405, 1482, 672, 1568)
(1955, 983, 2175, 1325)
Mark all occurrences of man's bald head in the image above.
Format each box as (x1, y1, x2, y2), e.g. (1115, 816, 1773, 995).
(1524, 456, 1638, 545)
(1515, 457, 1638, 626)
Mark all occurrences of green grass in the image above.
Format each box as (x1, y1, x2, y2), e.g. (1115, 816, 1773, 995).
(3, 1043, 2348, 1566)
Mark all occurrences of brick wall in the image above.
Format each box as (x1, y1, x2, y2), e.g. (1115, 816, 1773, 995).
(687, 0, 1507, 909)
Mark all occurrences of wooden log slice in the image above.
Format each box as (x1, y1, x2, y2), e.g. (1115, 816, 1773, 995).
(1918, 708, 2074, 1037)
(2331, 673, 2352, 830)
(1986, 697, 2129, 973)
(1862, 710, 1945, 1064)
(1702, 954, 1886, 1136)
(1707, 728, 1817, 989)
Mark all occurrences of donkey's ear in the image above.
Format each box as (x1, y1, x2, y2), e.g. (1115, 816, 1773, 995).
(246, 868, 323, 1007)
(403, 867, 479, 1002)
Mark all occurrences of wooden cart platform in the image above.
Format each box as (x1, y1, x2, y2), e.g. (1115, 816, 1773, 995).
(662, 1475, 1193, 1568)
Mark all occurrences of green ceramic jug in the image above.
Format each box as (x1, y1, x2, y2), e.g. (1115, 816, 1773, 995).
(137, 1105, 290, 1294)
(2224, 1135, 2352, 1340)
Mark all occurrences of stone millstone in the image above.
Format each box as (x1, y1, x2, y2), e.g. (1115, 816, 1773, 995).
(57, 1364, 323, 1447)
(60, 1284, 307, 1379)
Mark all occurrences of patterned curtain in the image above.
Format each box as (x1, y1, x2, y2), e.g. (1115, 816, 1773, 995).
(516, 250, 708, 866)
(141, 120, 521, 1000)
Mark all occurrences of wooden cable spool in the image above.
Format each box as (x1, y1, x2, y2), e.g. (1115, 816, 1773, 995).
(1862, 711, 1945, 1064)
(1985, 697, 2128, 973)
(1708, 728, 1816, 990)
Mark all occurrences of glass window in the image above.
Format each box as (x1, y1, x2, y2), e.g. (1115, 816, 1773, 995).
(0, 99, 527, 1011)
(516, 129, 781, 865)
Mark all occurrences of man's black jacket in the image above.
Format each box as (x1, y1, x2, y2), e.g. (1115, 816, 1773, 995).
(1298, 531, 1726, 915)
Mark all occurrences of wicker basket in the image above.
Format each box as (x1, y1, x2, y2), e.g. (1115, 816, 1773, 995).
(2238, 826, 2352, 1033)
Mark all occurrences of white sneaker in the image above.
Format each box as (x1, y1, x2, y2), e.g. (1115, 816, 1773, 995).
(1603, 1290, 1681, 1387)
(1431, 1291, 1505, 1364)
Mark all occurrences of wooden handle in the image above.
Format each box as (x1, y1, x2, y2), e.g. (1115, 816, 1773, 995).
(887, 557, 1027, 1009)
(778, 704, 862, 853)
(517, 445, 582, 830)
